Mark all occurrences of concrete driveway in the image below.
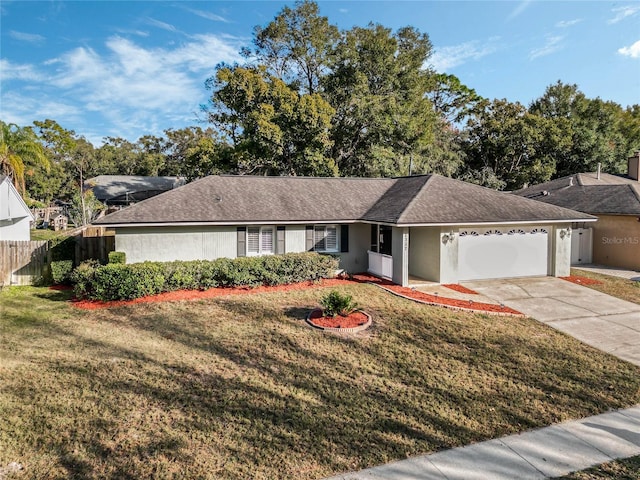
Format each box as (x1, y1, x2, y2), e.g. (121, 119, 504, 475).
(463, 277, 640, 367)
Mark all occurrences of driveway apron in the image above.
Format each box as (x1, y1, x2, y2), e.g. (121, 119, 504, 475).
(463, 277, 640, 367)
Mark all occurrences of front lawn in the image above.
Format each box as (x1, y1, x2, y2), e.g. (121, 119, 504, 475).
(1, 284, 639, 479)
(571, 268, 640, 305)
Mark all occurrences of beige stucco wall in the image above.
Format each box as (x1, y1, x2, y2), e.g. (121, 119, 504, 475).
(115, 226, 237, 263)
(336, 223, 369, 273)
(408, 227, 441, 281)
(592, 215, 640, 271)
(115, 223, 370, 272)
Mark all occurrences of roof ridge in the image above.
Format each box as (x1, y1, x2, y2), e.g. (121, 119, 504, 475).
(395, 175, 434, 224)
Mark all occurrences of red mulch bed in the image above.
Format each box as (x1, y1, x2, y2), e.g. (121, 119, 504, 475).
(307, 309, 369, 329)
(379, 284, 522, 315)
(49, 285, 73, 291)
(70, 272, 521, 316)
(72, 278, 355, 310)
(442, 284, 478, 295)
(560, 275, 604, 286)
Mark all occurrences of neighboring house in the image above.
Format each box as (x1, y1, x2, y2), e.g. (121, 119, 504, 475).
(0, 175, 34, 241)
(85, 175, 186, 207)
(94, 174, 595, 286)
(515, 152, 640, 271)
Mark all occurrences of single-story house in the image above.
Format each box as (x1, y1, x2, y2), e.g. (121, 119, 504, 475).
(94, 174, 596, 286)
(514, 152, 640, 271)
(0, 175, 34, 241)
(85, 175, 186, 207)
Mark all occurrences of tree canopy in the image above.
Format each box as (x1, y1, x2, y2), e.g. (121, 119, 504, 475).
(4, 1, 640, 208)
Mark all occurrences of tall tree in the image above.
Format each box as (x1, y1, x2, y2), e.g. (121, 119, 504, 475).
(530, 81, 628, 176)
(324, 24, 435, 176)
(462, 99, 563, 190)
(248, 0, 339, 94)
(0, 121, 49, 195)
(206, 65, 337, 176)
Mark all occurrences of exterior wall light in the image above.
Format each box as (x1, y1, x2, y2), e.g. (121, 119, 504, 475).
(559, 228, 571, 239)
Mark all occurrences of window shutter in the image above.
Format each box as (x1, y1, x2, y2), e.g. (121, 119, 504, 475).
(340, 225, 349, 253)
(237, 227, 246, 257)
(276, 226, 285, 254)
(305, 226, 314, 251)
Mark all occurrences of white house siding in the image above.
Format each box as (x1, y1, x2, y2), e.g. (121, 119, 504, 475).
(285, 225, 306, 253)
(551, 225, 572, 277)
(115, 226, 236, 263)
(408, 227, 441, 282)
(0, 179, 33, 241)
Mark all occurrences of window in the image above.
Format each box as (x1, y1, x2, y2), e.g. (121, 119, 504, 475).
(314, 225, 338, 252)
(247, 226, 274, 255)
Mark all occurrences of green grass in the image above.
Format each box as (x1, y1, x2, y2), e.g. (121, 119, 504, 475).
(29, 228, 67, 242)
(571, 268, 640, 305)
(1, 284, 639, 479)
(554, 455, 640, 479)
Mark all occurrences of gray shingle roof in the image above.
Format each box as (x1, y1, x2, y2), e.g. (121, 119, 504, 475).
(95, 174, 594, 227)
(514, 173, 640, 215)
(86, 175, 185, 202)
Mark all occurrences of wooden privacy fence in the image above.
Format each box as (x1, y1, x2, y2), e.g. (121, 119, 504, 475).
(1, 229, 115, 287)
(76, 235, 115, 264)
(0, 241, 49, 286)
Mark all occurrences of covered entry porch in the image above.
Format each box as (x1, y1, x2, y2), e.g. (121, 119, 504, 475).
(366, 223, 571, 287)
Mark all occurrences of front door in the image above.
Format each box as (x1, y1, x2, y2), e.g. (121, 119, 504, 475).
(370, 225, 392, 255)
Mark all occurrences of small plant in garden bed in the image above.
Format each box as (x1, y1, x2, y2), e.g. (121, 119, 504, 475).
(307, 290, 371, 330)
(319, 290, 358, 317)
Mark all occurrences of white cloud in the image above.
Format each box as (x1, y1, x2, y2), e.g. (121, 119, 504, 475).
(1, 34, 243, 142)
(0, 59, 43, 81)
(339, 8, 348, 14)
(608, 5, 640, 24)
(530, 35, 564, 60)
(555, 19, 582, 28)
(507, 0, 532, 21)
(9, 31, 46, 43)
(618, 40, 640, 58)
(145, 17, 178, 32)
(430, 40, 500, 71)
(184, 7, 229, 23)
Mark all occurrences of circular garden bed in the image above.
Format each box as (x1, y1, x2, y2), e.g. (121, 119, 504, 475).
(306, 308, 372, 333)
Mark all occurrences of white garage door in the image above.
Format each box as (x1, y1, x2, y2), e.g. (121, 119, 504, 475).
(458, 227, 549, 281)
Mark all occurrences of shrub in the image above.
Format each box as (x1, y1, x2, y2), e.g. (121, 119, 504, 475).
(70, 252, 339, 301)
(70, 260, 100, 298)
(108, 251, 126, 264)
(50, 260, 74, 285)
(320, 290, 358, 317)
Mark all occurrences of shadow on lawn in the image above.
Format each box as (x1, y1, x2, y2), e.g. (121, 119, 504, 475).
(5, 288, 639, 479)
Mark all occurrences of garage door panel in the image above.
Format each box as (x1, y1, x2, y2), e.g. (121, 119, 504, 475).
(458, 228, 548, 281)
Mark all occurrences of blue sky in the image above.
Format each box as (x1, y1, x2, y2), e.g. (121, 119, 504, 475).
(1, 1, 639, 146)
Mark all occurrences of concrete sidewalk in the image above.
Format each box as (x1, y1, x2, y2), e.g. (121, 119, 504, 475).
(325, 406, 640, 480)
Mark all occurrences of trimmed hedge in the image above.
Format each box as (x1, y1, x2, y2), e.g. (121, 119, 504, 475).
(50, 260, 74, 285)
(71, 252, 339, 301)
(108, 251, 126, 264)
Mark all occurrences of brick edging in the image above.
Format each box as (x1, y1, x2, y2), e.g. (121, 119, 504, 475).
(305, 308, 373, 333)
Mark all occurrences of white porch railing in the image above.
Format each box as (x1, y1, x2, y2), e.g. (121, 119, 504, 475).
(368, 250, 393, 279)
